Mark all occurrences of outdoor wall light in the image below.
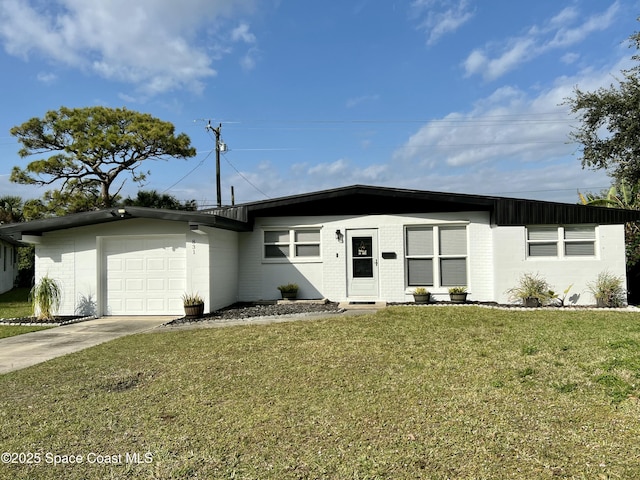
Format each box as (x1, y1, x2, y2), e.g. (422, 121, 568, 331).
(335, 229, 344, 242)
(110, 208, 129, 218)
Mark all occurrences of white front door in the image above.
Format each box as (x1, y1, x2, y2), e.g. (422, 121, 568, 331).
(346, 229, 379, 299)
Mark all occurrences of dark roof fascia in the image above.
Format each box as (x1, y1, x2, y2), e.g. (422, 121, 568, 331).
(493, 198, 640, 226)
(214, 184, 640, 226)
(0, 206, 250, 241)
(241, 185, 494, 210)
(0, 232, 25, 247)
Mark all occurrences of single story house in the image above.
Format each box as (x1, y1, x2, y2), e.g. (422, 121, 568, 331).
(0, 233, 20, 295)
(1, 184, 639, 315)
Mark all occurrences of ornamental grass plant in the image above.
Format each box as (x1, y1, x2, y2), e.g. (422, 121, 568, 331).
(28, 276, 62, 321)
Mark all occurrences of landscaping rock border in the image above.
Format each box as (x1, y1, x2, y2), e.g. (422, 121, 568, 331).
(0, 316, 96, 327)
(165, 301, 344, 326)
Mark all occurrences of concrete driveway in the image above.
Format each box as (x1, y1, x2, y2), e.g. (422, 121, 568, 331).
(0, 316, 175, 374)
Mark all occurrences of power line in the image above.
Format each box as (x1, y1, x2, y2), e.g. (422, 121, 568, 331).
(222, 152, 270, 199)
(161, 149, 214, 193)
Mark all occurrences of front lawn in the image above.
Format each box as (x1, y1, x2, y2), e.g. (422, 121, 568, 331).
(0, 287, 32, 319)
(1, 306, 639, 479)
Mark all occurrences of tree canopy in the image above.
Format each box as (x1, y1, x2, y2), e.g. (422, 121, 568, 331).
(566, 31, 640, 185)
(9, 106, 197, 209)
(122, 190, 197, 211)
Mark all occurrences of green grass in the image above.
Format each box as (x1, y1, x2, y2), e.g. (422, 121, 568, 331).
(0, 325, 53, 339)
(0, 288, 51, 337)
(1, 306, 640, 479)
(0, 287, 32, 319)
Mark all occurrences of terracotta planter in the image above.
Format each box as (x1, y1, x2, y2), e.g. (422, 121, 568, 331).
(413, 293, 431, 304)
(184, 303, 205, 319)
(449, 293, 468, 303)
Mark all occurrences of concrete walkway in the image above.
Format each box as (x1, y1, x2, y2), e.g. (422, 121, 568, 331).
(0, 316, 175, 374)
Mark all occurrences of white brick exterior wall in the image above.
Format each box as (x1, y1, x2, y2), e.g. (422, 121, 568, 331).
(238, 211, 494, 303)
(32, 219, 237, 316)
(209, 227, 239, 310)
(26, 212, 628, 315)
(493, 224, 626, 305)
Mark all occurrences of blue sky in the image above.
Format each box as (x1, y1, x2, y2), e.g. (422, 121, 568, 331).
(0, 0, 639, 207)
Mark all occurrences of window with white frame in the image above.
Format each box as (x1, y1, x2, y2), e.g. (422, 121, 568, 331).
(264, 228, 321, 260)
(527, 227, 558, 257)
(406, 227, 434, 286)
(439, 226, 467, 286)
(526, 226, 595, 257)
(563, 226, 596, 256)
(405, 225, 467, 287)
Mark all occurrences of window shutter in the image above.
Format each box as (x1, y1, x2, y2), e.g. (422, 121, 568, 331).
(265, 245, 289, 258)
(406, 227, 433, 256)
(564, 226, 595, 240)
(565, 242, 595, 256)
(295, 245, 320, 257)
(440, 258, 467, 286)
(264, 230, 289, 243)
(528, 227, 558, 241)
(440, 226, 467, 255)
(408, 259, 433, 285)
(295, 230, 320, 242)
(528, 243, 558, 256)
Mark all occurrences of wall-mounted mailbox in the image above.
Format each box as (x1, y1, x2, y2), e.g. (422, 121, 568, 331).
(381, 252, 397, 259)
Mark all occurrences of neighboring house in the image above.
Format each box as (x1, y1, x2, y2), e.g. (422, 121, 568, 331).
(0, 185, 639, 315)
(0, 233, 20, 294)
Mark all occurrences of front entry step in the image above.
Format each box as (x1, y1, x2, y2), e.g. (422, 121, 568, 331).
(339, 301, 387, 310)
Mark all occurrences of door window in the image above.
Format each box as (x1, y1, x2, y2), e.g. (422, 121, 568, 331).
(352, 236, 373, 278)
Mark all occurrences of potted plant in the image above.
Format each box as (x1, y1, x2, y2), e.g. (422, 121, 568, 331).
(277, 283, 299, 300)
(412, 287, 430, 304)
(448, 286, 468, 303)
(588, 271, 625, 307)
(506, 273, 553, 307)
(182, 292, 204, 319)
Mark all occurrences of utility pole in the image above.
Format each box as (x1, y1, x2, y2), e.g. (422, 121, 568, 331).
(206, 121, 224, 207)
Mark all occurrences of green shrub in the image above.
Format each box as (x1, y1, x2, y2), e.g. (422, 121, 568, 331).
(277, 283, 299, 293)
(588, 271, 625, 307)
(507, 273, 554, 305)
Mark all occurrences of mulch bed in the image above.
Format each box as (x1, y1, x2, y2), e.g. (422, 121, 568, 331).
(166, 301, 343, 326)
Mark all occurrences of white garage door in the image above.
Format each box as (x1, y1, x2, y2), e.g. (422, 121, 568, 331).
(104, 235, 186, 315)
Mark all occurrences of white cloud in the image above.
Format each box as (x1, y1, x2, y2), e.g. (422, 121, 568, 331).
(463, 2, 620, 81)
(36, 71, 57, 84)
(308, 158, 350, 176)
(231, 23, 256, 44)
(392, 56, 631, 198)
(346, 94, 380, 108)
(411, 0, 474, 45)
(0, 0, 256, 95)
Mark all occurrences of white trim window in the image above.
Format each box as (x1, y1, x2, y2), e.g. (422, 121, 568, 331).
(405, 225, 467, 287)
(264, 228, 321, 260)
(439, 226, 467, 286)
(527, 226, 596, 258)
(406, 226, 434, 286)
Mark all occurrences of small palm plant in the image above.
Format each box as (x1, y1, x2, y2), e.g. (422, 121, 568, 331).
(29, 275, 62, 320)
